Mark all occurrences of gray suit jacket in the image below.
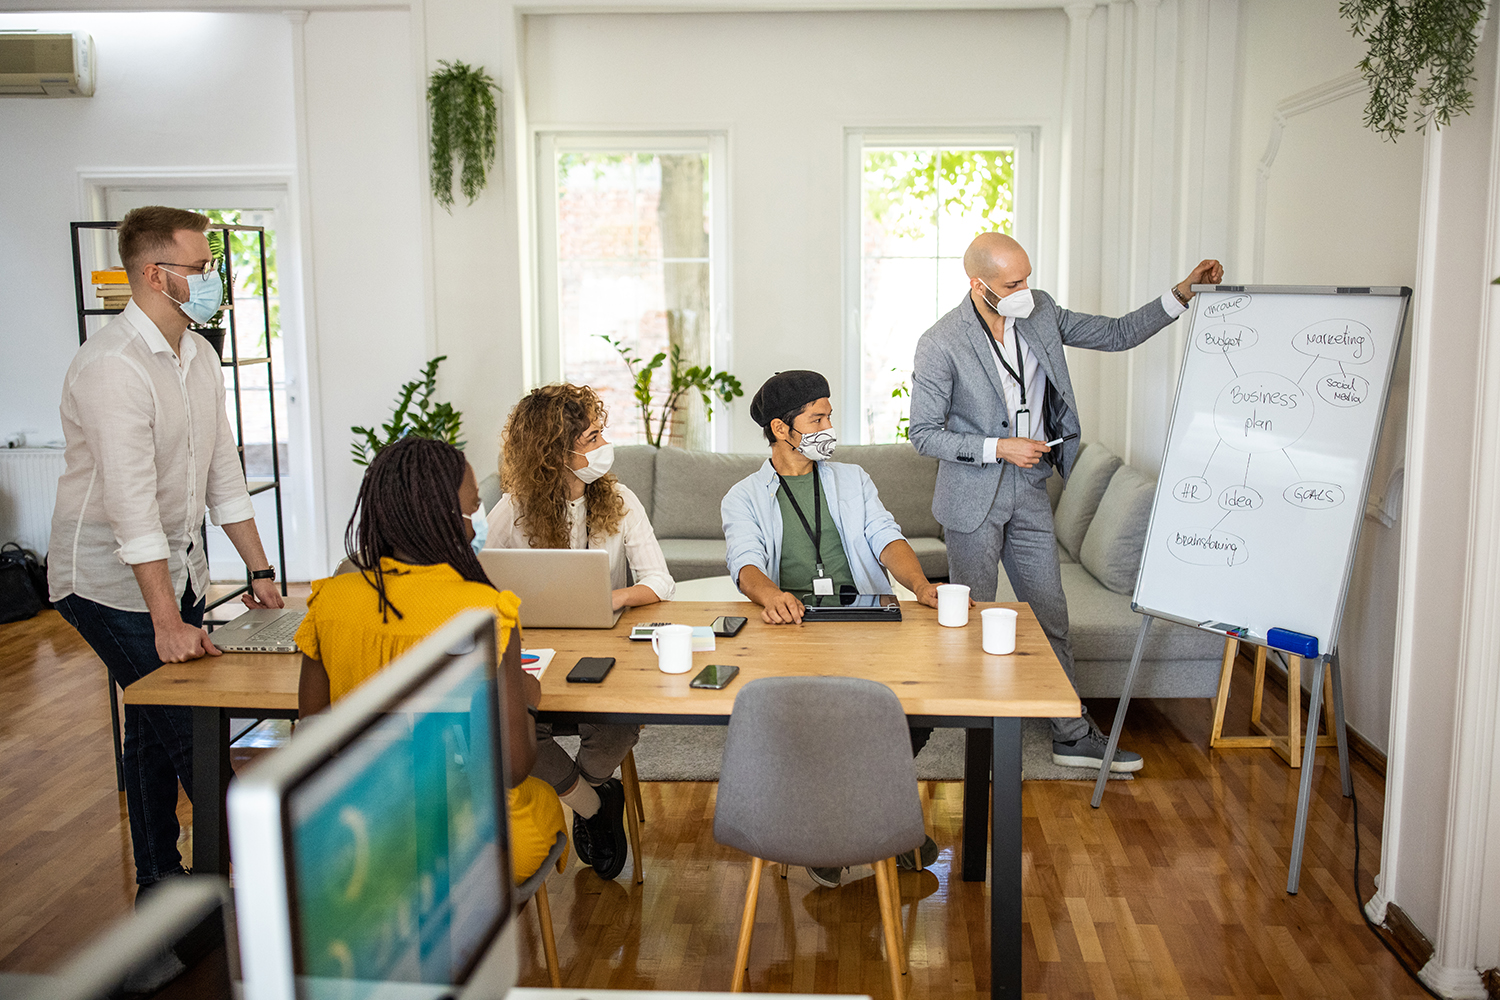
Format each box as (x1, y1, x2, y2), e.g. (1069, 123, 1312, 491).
(909, 290, 1174, 534)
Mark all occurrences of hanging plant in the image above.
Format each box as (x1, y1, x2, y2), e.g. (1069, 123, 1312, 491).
(1340, 0, 1487, 141)
(427, 60, 500, 211)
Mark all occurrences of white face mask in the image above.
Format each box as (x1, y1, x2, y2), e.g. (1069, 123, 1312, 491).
(795, 428, 837, 462)
(980, 280, 1035, 320)
(571, 442, 614, 485)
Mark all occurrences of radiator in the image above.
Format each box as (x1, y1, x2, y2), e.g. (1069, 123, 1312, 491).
(0, 449, 67, 555)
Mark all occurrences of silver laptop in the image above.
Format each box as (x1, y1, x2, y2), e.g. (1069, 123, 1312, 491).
(213, 607, 307, 653)
(476, 548, 622, 628)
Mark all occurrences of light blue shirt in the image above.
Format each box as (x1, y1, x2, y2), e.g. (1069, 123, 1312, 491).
(721, 459, 907, 595)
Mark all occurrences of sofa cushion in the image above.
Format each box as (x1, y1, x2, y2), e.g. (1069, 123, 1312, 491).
(1060, 563, 1225, 661)
(610, 445, 657, 513)
(1053, 441, 1121, 560)
(905, 535, 949, 580)
(658, 538, 731, 581)
(1078, 465, 1155, 595)
(835, 443, 942, 539)
(478, 472, 503, 511)
(652, 449, 763, 539)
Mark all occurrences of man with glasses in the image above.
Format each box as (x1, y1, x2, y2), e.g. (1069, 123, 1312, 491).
(50, 205, 283, 899)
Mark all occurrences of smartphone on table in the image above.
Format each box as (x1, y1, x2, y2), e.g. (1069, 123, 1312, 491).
(689, 664, 740, 690)
(711, 615, 748, 638)
(566, 656, 616, 683)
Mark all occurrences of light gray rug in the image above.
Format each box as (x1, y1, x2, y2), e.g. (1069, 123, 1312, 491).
(557, 719, 1131, 783)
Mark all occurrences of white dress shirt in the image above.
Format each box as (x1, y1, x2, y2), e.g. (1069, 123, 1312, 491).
(48, 300, 256, 611)
(980, 289, 1187, 462)
(485, 482, 676, 601)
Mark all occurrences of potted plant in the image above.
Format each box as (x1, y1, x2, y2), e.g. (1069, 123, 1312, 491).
(350, 356, 465, 465)
(599, 335, 743, 448)
(190, 230, 231, 358)
(427, 60, 500, 211)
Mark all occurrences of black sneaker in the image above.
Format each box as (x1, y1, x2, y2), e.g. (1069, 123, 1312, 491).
(806, 866, 846, 888)
(1051, 725, 1144, 772)
(896, 835, 939, 871)
(578, 778, 628, 880)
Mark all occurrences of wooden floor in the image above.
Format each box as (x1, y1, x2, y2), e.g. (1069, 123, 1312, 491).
(0, 605, 1426, 998)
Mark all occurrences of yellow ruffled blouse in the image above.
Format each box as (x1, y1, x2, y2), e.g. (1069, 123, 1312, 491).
(294, 558, 522, 701)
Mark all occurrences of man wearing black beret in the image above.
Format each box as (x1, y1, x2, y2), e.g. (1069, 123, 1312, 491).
(721, 370, 944, 887)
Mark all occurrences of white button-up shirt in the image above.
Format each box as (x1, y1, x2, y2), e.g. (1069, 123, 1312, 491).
(48, 300, 256, 611)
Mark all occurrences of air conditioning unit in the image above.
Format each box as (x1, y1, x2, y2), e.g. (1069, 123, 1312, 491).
(0, 31, 94, 97)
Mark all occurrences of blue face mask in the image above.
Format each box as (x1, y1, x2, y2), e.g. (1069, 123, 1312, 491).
(469, 501, 488, 555)
(162, 269, 224, 326)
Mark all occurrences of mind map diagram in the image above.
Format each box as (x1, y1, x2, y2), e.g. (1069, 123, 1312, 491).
(1165, 293, 1375, 569)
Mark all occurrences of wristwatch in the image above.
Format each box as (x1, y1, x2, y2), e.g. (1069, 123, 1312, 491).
(250, 567, 276, 581)
(1172, 285, 1190, 306)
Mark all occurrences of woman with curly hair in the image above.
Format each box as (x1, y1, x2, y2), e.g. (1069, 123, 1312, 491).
(486, 383, 674, 881)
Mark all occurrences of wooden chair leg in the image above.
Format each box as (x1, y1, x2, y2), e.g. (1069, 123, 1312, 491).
(622, 748, 645, 823)
(778, 862, 788, 879)
(872, 858, 906, 999)
(1209, 636, 1239, 746)
(532, 884, 562, 988)
(730, 857, 765, 992)
(884, 857, 908, 974)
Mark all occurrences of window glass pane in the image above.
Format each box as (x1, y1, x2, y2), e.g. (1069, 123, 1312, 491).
(554, 149, 713, 448)
(861, 146, 1014, 443)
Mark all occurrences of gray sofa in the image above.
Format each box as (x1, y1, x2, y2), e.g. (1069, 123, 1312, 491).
(478, 442, 949, 582)
(1000, 441, 1226, 699)
(478, 439, 1224, 700)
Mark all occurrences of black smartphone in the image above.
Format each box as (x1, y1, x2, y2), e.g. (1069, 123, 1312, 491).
(689, 663, 740, 690)
(566, 656, 616, 683)
(711, 615, 748, 638)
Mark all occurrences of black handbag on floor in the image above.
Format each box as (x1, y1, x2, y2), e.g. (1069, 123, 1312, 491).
(0, 542, 47, 624)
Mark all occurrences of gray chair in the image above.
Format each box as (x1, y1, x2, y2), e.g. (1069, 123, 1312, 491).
(516, 831, 569, 987)
(713, 677, 925, 998)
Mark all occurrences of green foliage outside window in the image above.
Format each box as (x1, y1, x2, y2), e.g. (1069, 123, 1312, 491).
(196, 209, 279, 344)
(864, 149, 1015, 238)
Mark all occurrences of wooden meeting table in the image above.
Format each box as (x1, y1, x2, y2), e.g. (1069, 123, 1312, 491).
(123, 598, 1078, 1000)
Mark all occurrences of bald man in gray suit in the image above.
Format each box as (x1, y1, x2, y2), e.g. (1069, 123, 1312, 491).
(910, 233, 1222, 773)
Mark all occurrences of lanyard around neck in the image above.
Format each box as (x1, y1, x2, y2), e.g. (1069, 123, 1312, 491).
(777, 470, 825, 578)
(986, 324, 1028, 406)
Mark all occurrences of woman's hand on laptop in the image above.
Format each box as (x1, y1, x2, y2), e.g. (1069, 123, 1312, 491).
(244, 577, 286, 610)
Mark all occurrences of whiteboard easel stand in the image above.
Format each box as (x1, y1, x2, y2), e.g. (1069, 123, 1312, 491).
(1088, 617, 1353, 894)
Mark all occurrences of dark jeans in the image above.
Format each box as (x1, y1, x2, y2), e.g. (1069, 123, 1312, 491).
(57, 582, 203, 885)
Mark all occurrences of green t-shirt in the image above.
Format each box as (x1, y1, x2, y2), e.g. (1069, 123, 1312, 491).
(775, 469, 856, 599)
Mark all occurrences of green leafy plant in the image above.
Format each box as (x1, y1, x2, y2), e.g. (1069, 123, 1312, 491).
(1340, 0, 1486, 140)
(891, 369, 912, 442)
(189, 230, 231, 332)
(427, 60, 500, 211)
(599, 335, 743, 448)
(350, 356, 465, 466)
(200, 209, 279, 343)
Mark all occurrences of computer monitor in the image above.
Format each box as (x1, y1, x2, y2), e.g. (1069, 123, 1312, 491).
(229, 609, 518, 1000)
(38, 876, 237, 1000)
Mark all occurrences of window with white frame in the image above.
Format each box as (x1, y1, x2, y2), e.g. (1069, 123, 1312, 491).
(536, 134, 728, 450)
(846, 132, 1036, 443)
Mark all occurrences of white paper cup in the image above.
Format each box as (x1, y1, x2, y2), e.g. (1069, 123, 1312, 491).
(982, 607, 1019, 654)
(937, 584, 970, 627)
(650, 623, 694, 674)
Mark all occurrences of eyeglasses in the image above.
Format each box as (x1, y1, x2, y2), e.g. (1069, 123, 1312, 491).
(153, 259, 221, 277)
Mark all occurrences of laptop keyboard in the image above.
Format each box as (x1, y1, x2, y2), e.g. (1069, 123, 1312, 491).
(222, 611, 306, 649)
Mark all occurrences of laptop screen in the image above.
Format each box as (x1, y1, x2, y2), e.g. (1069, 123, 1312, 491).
(284, 637, 510, 991)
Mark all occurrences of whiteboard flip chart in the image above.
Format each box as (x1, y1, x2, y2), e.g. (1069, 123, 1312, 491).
(1131, 286, 1411, 653)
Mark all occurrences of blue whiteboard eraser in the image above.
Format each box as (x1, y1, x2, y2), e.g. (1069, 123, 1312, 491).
(1267, 628, 1319, 659)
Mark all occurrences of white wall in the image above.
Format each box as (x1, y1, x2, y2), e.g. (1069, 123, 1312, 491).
(1228, 0, 1423, 755)
(0, 12, 296, 447)
(523, 9, 1069, 453)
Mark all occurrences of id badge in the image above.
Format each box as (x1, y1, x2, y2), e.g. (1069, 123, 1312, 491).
(813, 576, 835, 596)
(1014, 407, 1031, 440)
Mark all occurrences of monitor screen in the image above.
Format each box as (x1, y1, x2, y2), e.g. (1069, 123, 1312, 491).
(284, 634, 511, 993)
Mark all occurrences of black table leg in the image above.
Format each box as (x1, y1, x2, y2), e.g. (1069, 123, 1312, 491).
(992, 716, 1022, 999)
(192, 706, 232, 876)
(962, 727, 992, 882)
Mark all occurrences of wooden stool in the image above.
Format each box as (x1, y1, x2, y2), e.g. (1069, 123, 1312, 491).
(1209, 637, 1336, 767)
(621, 747, 645, 885)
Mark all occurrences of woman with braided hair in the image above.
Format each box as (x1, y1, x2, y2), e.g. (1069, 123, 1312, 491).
(294, 436, 566, 882)
(486, 383, 673, 881)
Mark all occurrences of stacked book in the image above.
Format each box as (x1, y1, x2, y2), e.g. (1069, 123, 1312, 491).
(93, 268, 130, 309)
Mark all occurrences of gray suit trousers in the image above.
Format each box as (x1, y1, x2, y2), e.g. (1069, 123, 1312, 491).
(944, 465, 1091, 744)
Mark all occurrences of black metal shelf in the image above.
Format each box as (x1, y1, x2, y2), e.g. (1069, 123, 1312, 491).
(69, 220, 288, 603)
